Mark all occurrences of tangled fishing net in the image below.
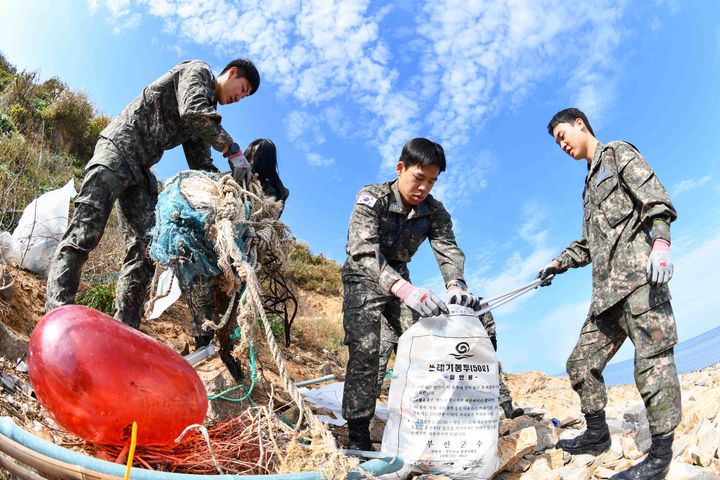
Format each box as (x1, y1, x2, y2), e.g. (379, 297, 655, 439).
(86, 171, 360, 477)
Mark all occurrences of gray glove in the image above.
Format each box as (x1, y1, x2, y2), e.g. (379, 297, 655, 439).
(228, 153, 252, 185)
(647, 240, 673, 287)
(402, 286, 449, 318)
(446, 287, 482, 310)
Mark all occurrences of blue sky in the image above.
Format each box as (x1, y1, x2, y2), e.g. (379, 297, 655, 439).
(1, 0, 719, 374)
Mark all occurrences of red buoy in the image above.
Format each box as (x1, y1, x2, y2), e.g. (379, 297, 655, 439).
(28, 305, 208, 445)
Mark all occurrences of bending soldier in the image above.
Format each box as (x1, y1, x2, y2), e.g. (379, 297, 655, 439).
(46, 59, 260, 329)
(538, 108, 681, 480)
(342, 137, 483, 451)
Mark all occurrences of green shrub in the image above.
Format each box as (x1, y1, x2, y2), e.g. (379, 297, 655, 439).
(287, 242, 342, 295)
(77, 283, 116, 316)
(0, 112, 14, 134)
(259, 314, 285, 339)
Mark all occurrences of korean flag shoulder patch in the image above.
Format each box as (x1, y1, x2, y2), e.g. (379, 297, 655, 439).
(356, 192, 378, 207)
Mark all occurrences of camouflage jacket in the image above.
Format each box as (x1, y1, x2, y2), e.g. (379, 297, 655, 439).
(343, 180, 465, 293)
(555, 141, 677, 315)
(90, 60, 230, 181)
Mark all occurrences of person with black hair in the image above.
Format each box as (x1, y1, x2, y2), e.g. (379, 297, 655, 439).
(245, 138, 289, 215)
(46, 58, 260, 329)
(341, 137, 502, 451)
(538, 108, 680, 480)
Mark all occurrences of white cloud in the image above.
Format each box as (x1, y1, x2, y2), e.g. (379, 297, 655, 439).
(466, 201, 557, 315)
(672, 175, 711, 196)
(307, 153, 335, 167)
(92, 0, 630, 180)
(415, 0, 626, 149)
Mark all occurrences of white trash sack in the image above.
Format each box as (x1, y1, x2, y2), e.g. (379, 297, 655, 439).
(7, 179, 76, 278)
(381, 304, 500, 479)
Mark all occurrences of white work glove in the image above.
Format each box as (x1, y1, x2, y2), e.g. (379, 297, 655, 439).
(647, 239, 673, 287)
(446, 285, 482, 310)
(228, 153, 252, 185)
(393, 281, 448, 318)
(536, 259, 561, 287)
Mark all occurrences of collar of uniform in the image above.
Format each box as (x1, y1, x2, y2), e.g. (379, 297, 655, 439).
(586, 141, 605, 183)
(389, 180, 409, 215)
(389, 180, 431, 218)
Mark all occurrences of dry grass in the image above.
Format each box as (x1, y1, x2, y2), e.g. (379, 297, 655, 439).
(292, 291, 347, 365)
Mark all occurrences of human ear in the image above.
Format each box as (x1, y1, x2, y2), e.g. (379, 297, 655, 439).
(396, 161, 405, 176)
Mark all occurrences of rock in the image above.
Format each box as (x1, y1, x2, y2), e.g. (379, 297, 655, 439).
(558, 428, 581, 441)
(318, 362, 333, 375)
(621, 434, 643, 460)
(570, 453, 595, 467)
(497, 426, 537, 472)
(689, 418, 720, 467)
(672, 434, 689, 459)
(667, 461, 720, 479)
(558, 409, 583, 428)
(520, 459, 560, 479)
(606, 434, 624, 462)
(544, 448, 565, 469)
(677, 389, 720, 435)
(508, 457, 532, 473)
(594, 466, 618, 479)
(622, 403, 646, 425)
(535, 423, 559, 452)
(0, 322, 27, 363)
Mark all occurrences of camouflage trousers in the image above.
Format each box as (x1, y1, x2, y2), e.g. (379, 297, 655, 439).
(45, 139, 157, 328)
(567, 298, 681, 435)
(342, 277, 408, 421)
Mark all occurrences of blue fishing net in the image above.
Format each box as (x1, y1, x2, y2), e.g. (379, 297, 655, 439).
(149, 172, 249, 288)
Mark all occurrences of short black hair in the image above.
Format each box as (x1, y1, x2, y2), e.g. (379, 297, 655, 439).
(221, 58, 260, 95)
(399, 137, 446, 172)
(547, 108, 595, 137)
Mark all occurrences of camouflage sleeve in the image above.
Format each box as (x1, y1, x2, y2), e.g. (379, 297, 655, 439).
(346, 195, 404, 293)
(182, 138, 219, 172)
(428, 203, 465, 285)
(555, 206, 592, 270)
(616, 144, 677, 243)
(479, 310, 496, 336)
(177, 63, 233, 152)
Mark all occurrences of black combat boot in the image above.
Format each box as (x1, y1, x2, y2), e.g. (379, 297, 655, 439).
(556, 410, 611, 455)
(501, 401, 525, 419)
(611, 432, 674, 479)
(346, 418, 373, 451)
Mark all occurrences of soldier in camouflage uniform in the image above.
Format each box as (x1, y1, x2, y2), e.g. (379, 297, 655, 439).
(45, 59, 260, 329)
(342, 137, 489, 451)
(538, 108, 680, 480)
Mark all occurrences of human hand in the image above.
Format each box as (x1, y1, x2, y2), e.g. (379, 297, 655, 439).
(394, 281, 448, 317)
(536, 260, 561, 287)
(647, 239, 673, 287)
(446, 287, 482, 310)
(228, 153, 252, 185)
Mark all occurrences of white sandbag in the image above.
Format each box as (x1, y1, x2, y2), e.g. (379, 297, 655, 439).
(0, 232, 21, 265)
(381, 304, 500, 479)
(11, 179, 76, 278)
